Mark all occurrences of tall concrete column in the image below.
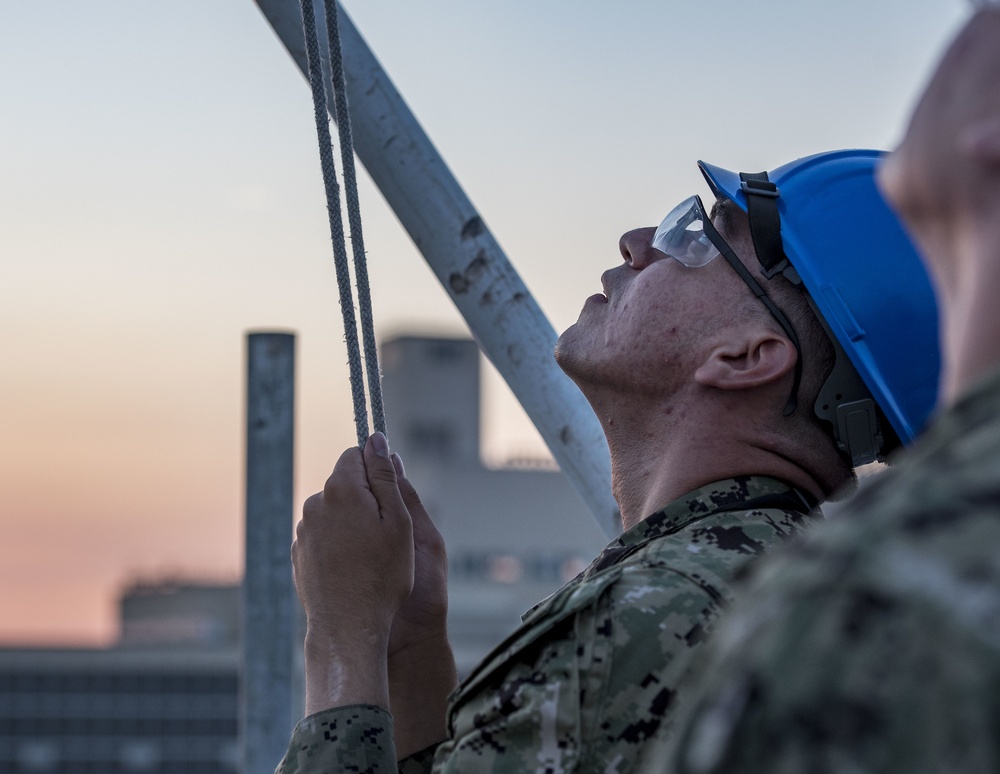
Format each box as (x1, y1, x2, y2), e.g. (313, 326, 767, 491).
(242, 332, 298, 774)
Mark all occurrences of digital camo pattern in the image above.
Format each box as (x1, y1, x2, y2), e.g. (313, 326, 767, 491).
(665, 366, 1000, 774)
(276, 476, 820, 774)
(278, 705, 396, 774)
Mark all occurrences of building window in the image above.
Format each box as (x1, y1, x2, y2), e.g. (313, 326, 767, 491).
(16, 740, 59, 772)
(407, 423, 454, 456)
(487, 556, 523, 584)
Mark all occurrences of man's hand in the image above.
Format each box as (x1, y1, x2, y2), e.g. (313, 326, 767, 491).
(293, 432, 414, 715)
(387, 453, 459, 757)
(388, 452, 450, 659)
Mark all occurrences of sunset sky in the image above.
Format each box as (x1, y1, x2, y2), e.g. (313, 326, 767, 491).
(1, 1, 968, 644)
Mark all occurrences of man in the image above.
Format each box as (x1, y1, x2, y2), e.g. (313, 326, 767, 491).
(666, 8, 1000, 773)
(277, 150, 939, 772)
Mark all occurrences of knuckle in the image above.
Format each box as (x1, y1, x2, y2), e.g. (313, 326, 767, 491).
(302, 492, 322, 514)
(400, 479, 423, 505)
(423, 533, 447, 564)
(367, 460, 398, 486)
(322, 474, 346, 499)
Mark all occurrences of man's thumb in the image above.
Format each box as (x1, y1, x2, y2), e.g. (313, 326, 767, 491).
(363, 433, 404, 500)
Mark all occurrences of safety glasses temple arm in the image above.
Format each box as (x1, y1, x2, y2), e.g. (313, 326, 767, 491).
(701, 214, 803, 416)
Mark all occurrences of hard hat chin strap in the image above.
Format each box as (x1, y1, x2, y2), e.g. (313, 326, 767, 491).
(804, 294, 897, 466)
(739, 173, 797, 282)
(739, 171, 895, 466)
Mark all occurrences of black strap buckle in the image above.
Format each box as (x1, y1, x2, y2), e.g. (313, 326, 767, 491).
(740, 179, 780, 199)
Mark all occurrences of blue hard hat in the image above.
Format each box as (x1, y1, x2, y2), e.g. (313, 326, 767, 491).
(699, 149, 940, 458)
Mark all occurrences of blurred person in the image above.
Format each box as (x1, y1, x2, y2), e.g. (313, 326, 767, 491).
(664, 8, 1000, 774)
(277, 148, 939, 772)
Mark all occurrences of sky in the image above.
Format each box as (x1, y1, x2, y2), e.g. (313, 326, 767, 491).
(0, 0, 970, 645)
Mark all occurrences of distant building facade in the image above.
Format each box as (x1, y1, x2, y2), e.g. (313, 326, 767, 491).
(1, 335, 610, 772)
(380, 336, 607, 673)
(0, 581, 240, 774)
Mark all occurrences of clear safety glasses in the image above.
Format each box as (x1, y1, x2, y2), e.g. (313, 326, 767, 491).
(652, 195, 722, 267)
(652, 195, 804, 415)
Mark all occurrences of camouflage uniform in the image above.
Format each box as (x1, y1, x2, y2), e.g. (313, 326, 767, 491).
(665, 367, 1000, 774)
(277, 476, 820, 774)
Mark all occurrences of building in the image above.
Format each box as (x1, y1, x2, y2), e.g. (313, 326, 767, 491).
(0, 581, 240, 774)
(0, 335, 610, 772)
(380, 335, 608, 673)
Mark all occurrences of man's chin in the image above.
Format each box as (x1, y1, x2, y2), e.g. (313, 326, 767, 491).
(554, 328, 587, 385)
(553, 326, 574, 370)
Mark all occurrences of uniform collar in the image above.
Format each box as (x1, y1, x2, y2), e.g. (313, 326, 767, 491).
(585, 476, 814, 577)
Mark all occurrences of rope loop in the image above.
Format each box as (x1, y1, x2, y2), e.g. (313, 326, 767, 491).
(299, 0, 386, 446)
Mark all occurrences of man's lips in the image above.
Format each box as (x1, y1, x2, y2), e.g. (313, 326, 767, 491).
(597, 268, 615, 302)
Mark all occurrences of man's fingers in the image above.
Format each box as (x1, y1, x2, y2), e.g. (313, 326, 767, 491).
(392, 453, 446, 558)
(364, 432, 398, 485)
(393, 455, 418, 503)
(291, 440, 418, 658)
(363, 433, 409, 518)
(390, 451, 405, 479)
(393, 453, 426, 519)
(321, 447, 365, 501)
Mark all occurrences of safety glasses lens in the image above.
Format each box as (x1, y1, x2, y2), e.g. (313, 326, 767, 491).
(651, 196, 720, 268)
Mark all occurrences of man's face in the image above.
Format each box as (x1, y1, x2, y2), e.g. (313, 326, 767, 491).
(555, 206, 758, 397)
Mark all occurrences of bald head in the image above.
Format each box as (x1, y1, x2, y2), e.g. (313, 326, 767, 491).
(879, 8, 1000, 406)
(879, 9, 1000, 233)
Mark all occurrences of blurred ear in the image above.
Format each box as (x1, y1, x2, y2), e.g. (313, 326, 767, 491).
(694, 332, 796, 391)
(961, 115, 1000, 164)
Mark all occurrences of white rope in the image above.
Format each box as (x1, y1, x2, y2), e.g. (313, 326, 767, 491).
(299, 0, 386, 446)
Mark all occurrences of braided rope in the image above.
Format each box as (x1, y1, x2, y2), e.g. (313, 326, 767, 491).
(321, 0, 386, 438)
(299, 0, 385, 446)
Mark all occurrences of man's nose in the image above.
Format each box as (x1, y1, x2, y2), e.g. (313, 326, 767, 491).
(619, 227, 659, 269)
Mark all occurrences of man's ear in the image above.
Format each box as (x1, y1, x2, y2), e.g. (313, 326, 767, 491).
(694, 333, 797, 391)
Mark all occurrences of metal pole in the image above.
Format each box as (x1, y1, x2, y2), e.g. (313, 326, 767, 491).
(252, 0, 620, 538)
(242, 332, 298, 774)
